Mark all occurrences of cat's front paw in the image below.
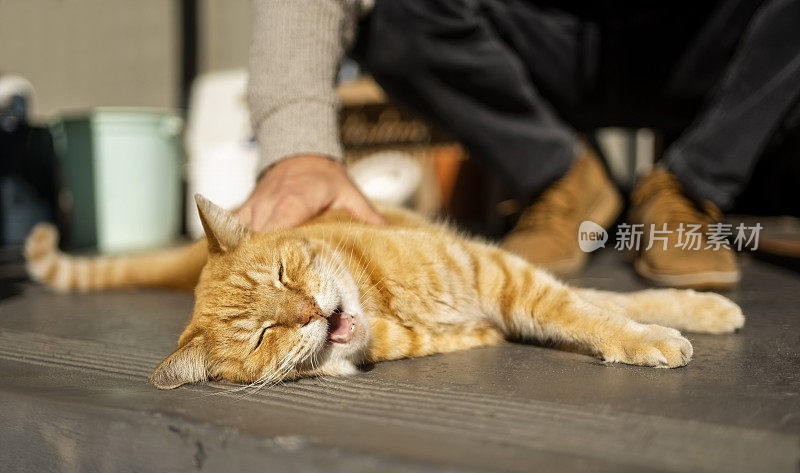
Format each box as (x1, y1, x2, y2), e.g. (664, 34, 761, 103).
(601, 324, 693, 368)
(680, 290, 745, 334)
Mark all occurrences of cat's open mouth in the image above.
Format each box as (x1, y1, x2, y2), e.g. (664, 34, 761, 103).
(328, 308, 356, 343)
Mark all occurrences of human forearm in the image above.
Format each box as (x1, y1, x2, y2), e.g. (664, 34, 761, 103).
(247, 0, 366, 171)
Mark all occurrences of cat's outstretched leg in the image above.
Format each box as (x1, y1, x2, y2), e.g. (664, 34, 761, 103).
(576, 288, 744, 334)
(473, 245, 692, 367)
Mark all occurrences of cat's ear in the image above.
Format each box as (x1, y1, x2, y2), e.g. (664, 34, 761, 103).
(150, 338, 208, 389)
(195, 194, 248, 253)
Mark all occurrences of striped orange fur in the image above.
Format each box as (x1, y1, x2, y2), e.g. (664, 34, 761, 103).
(25, 196, 744, 389)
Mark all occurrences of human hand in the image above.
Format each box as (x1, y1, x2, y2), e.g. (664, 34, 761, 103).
(236, 154, 386, 232)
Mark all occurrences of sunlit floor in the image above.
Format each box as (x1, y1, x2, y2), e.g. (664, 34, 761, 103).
(0, 250, 798, 472)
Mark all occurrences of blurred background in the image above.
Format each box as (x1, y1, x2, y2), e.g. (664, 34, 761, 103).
(2, 0, 799, 263)
(1, 5, 799, 470)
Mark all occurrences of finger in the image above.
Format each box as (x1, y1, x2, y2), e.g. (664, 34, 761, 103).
(266, 197, 316, 230)
(241, 193, 279, 232)
(235, 205, 253, 226)
(250, 205, 276, 233)
(337, 196, 387, 225)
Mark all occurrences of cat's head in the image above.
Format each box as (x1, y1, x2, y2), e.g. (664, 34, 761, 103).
(150, 195, 369, 389)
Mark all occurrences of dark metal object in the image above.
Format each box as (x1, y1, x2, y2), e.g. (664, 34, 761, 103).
(179, 0, 198, 112)
(0, 95, 58, 246)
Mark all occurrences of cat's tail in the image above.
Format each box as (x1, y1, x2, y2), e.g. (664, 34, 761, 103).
(24, 223, 208, 292)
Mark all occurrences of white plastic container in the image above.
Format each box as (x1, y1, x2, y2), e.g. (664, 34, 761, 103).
(186, 141, 258, 238)
(184, 69, 258, 238)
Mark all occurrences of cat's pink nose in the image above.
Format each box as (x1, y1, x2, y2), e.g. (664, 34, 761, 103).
(303, 310, 325, 326)
(298, 299, 325, 326)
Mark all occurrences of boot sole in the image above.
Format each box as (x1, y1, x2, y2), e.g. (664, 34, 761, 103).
(634, 258, 741, 290)
(537, 180, 624, 277)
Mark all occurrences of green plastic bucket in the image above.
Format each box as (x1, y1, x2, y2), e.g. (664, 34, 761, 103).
(51, 108, 183, 253)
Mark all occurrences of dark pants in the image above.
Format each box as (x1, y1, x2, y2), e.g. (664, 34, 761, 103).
(357, 0, 800, 210)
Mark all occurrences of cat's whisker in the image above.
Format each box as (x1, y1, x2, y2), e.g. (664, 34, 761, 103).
(323, 234, 349, 283)
(345, 227, 357, 272)
(232, 368, 285, 399)
(326, 252, 345, 279)
(330, 225, 349, 263)
(355, 260, 379, 294)
(258, 334, 320, 390)
(233, 345, 302, 399)
(328, 241, 351, 281)
(256, 341, 315, 392)
(320, 231, 337, 276)
(324, 222, 355, 280)
(307, 346, 333, 388)
(352, 236, 378, 286)
(352, 252, 371, 287)
(355, 232, 377, 284)
(359, 275, 388, 307)
(202, 361, 281, 398)
(245, 352, 298, 397)
(323, 239, 336, 273)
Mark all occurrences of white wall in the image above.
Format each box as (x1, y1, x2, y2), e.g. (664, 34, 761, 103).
(199, 0, 250, 73)
(0, 0, 253, 120)
(0, 0, 180, 120)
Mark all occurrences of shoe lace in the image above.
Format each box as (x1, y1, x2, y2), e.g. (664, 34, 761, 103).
(633, 170, 721, 226)
(515, 172, 579, 233)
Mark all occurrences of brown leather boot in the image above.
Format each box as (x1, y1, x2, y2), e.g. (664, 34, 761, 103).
(501, 146, 622, 276)
(630, 168, 740, 289)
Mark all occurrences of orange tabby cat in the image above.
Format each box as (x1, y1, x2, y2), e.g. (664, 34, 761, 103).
(25, 195, 744, 389)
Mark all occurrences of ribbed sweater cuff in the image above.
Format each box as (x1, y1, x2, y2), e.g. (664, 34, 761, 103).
(255, 100, 344, 172)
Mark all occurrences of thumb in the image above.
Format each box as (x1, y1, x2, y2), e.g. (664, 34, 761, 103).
(340, 197, 387, 225)
(266, 197, 317, 230)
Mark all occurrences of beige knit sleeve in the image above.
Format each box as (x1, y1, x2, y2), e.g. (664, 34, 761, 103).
(248, 0, 368, 173)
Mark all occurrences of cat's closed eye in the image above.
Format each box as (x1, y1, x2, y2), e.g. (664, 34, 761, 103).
(278, 263, 284, 284)
(253, 325, 271, 351)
